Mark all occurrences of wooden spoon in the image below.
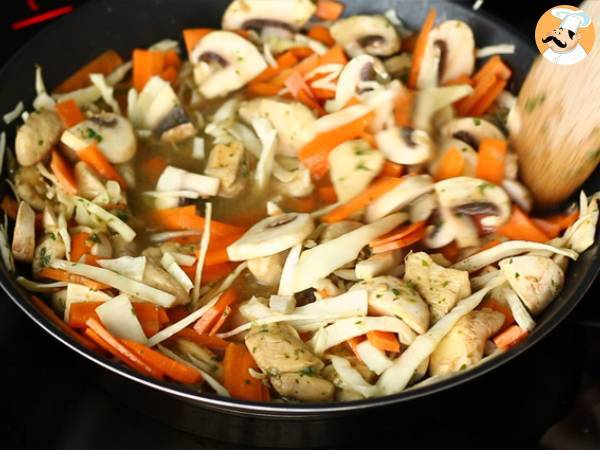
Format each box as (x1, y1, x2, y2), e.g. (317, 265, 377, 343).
(509, 0, 600, 209)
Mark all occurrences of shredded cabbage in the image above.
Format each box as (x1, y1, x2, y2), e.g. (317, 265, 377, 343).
(252, 117, 278, 192)
(0, 132, 6, 175)
(192, 203, 212, 302)
(90, 73, 121, 114)
(496, 285, 535, 332)
(161, 252, 194, 292)
(74, 196, 136, 242)
(192, 137, 205, 160)
(278, 243, 302, 296)
(149, 230, 202, 243)
(98, 256, 146, 281)
(329, 355, 379, 398)
(3, 101, 24, 124)
(0, 215, 15, 272)
(16, 277, 68, 292)
(356, 340, 394, 375)
(96, 294, 148, 344)
(476, 44, 515, 58)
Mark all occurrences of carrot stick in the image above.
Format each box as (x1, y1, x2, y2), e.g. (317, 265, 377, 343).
(163, 50, 182, 70)
(38, 267, 111, 290)
(318, 186, 338, 204)
(223, 343, 270, 401)
(317, 45, 348, 66)
(498, 206, 550, 243)
(370, 221, 426, 247)
(1, 195, 18, 220)
(493, 324, 528, 350)
(315, 0, 345, 21)
(30, 295, 99, 351)
(70, 232, 92, 262)
(149, 206, 244, 237)
(55, 99, 85, 128)
(443, 74, 473, 86)
(408, 8, 436, 89)
(183, 28, 213, 54)
(203, 233, 244, 266)
(380, 161, 405, 178)
(54, 50, 124, 93)
(85, 318, 161, 378)
(141, 155, 167, 185)
(476, 138, 507, 184)
(299, 110, 373, 179)
(285, 70, 323, 114)
(531, 219, 561, 239)
(208, 305, 231, 336)
(473, 55, 512, 84)
(322, 177, 404, 223)
(253, 51, 299, 82)
(289, 47, 315, 59)
(480, 298, 514, 330)
(282, 193, 319, 213)
(246, 81, 283, 97)
(308, 25, 335, 47)
(174, 328, 230, 351)
(161, 66, 179, 84)
(133, 49, 165, 92)
(455, 72, 496, 116)
(440, 241, 460, 263)
(193, 288, 237, 335)
(50, 150, 78, 194)
(166, 305, 190, 324)
(469, 79, 507, 116)
(435, 147, 464, 181)
(78, 144, 128, 189)
(157, 307, 170, 325)
(532, 210, 579, 239)
(479, 238, 503, 252)
(347, 335, 366, 360)
(370, 226, 427, 254)
(133, 303, 162, 337)
(366, 330, 400, 353)
(68, 302, 102, 328)
(394, 89, 414, 127)
(121, 339, 202, 384)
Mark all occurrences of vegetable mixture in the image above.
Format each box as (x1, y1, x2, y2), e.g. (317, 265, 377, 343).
(1, 0, 598, 403)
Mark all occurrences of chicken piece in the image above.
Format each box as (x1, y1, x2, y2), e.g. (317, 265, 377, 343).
(270, 372, 334, 402)
(404, 252, 471, 323)
(248, 252, 285, 286)
(351, 275, 430, 334)
(174, 338, 222, 380)
(14, 166, 48, 211)
(109, 234, 137, 257)
(12, 202, 36, 262)
(33, 233, 66, 274)
(271, 166, 314, 198)
(74, 162, 107, 200)
(245, 323, 324, 375)
(204, 142, 248, 198)
(142, 260, 190, 305)
(319, 221, 362, 243)
(429, 308, 505, 376)
(15, 109, 62, 166)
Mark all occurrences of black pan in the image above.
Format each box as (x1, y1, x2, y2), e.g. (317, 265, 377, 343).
(1, 0, 598, 447)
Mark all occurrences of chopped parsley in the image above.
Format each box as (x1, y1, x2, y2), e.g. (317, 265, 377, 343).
(421, 259, 429, 267)
(85, 127, 103, 142)
(38, 247, 51, 268)
(299, 367, 316, 376)
(38, 139, 44, 146)
(355, 162, 370, 171)
(89, 233, 101, 244)
(478, 182, 495, 195)
(391, 288, 400, 296)
(473, 118, 481, 126)
(115, 210, 129, 222)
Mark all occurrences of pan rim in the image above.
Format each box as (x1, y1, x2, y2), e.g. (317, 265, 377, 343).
(0, 0, 598, 417)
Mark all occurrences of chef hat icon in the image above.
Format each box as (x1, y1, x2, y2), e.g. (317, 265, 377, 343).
(551, 7, 592, 33)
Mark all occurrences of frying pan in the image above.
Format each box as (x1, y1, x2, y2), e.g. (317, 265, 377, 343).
(0, 0, 598, 447)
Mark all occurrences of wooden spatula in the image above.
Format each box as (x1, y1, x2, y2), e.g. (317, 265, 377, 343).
(509, 0, 600, 209)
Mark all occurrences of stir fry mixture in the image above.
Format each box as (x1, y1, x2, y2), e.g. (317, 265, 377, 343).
(1, 0, 598, 403)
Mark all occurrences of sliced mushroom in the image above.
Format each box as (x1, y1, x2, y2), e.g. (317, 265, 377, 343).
(227, 213, 314, 261)
(156, 165, 220, 207)
(413, 85, 473, 133)
(204, 142, 247, 198)
(245, 323, 324, 375)
(404, 252, 471, 323)
(154, 107, 197, 143)
(15, 109, 62, 166)
(409, 193, 437, 223)
(429, 308, 504, 376)
(11, 202, 36, 262)
(423, 211, 455, 249)
(270, 372, 335, 402)
(33, 233, 66, 274)
(417, 20, 475, 88)
(191, 31, 267, 99)
(248, 252, 286, 286)
(89, 232, 113, 259)
(74, 161, 107, 200)
(440, 117, 505, 150)
(366, 174, 434, 223)
(330, 15, 401, 58)
(376, 127, 434, 165)
(434, 177, 512, 229)
(142, 260, 190, 305)
(499, 255, 564, 316)
(14, 166, 48, 211)
(502, 179, 533, 213)
(329, 139, 384, 202)
(351, 276, 430, 334)
(326, 54, 380, 111)
(61, 112, 137, 164)
(222, 0, 316, 35)
(319, 221, 363, 243)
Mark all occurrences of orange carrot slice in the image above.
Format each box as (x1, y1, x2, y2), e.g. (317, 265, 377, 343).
(469, 79, 507, 116)
(315, 0, 345, 21)
(132, 49, 165, 92)
(308, 25, 335, 47)
(370, 221, 427, 247)
(476, 139, 507, 184)
(174, 328, 230, 351)
(183, 28, 213, 55)
(50, 150, 78, 194)
(54, 50, 124, 93)
(223, 343, 270, 401)
(318, 185, 338, 204)
(435, 147, 464, 180)
(408, 8, 436, 89)
(370, 225, 427, 254)
(367, 330, 400, 353)
(78, 144, 128, 189)
(498, 206, 550, 242)
(55, 99, 85, 128)
(193, 288, 237, 335)
(493, 324, 528, 350)
(380, 161, 405, 178)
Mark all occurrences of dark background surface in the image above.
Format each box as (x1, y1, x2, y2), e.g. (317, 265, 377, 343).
(1, 1, 599, 449)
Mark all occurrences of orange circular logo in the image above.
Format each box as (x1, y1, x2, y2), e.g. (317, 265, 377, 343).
(535, 5, 595, 65)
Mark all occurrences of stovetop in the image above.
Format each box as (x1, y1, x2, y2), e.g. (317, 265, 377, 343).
(2, 1, 599, 449)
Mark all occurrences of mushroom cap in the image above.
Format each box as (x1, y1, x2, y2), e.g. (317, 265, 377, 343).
(330, 15, 401, 57)
(222, 0, 316, 32)
(12, 201, 36, 262)
(417, 20, 475, 87)
(375, 126, 434, 165)
(499, 255, 564, 316)
(191, 31, 267, 99)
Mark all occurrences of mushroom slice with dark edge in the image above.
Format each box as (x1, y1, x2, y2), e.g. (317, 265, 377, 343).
(222, 0, 316, 36)
(12, 201, 36, 262)
(190, 31, 267, 99)
(154, 106, 196, 143)
(15, 109, 62, 167)
(330, 15, 401, 58)
(440, 117, 505, 150)
(204, 142, 248, 198)
(375, 126, 434, 165)
(61, 112, 137, 164)
(326, 54, 382, 111)
(429, 308, 504, 375)
(417, 20, 475, 88)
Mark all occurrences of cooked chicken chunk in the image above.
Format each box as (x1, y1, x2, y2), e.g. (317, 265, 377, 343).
(270, 372, 334, 402)
(204, 142, 248, 197)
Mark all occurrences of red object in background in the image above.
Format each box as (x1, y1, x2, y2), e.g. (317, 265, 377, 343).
(27, 0, 40, 10)
(12, 5, 73, 30)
